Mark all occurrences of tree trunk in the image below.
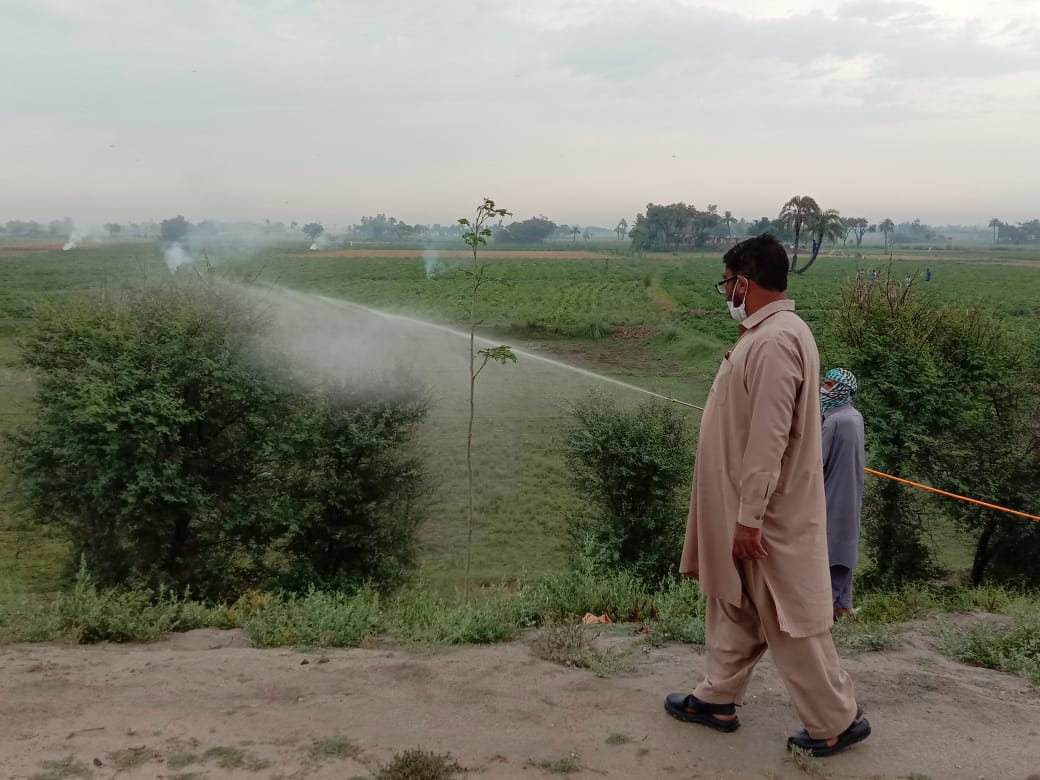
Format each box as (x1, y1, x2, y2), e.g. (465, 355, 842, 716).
(970, 519, 998, 585)
(790, 224, 801, 270)
(464, 258, 478, 602)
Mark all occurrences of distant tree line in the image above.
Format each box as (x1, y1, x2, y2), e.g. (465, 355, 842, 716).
(624, 197, 1040, 273)
(988, 218, 1040, 244)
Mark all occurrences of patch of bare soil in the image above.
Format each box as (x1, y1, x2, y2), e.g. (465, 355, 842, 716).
(545, 341, 681, 376)
(2, 624, 1038, 779)
(295, 249, 609, 259)
(609, 326, 659, 341)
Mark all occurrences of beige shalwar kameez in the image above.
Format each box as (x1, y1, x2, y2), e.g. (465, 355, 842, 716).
(679, 299, 858, 739)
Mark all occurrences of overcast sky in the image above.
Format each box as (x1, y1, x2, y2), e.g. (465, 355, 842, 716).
(2, 0, 1037, 229)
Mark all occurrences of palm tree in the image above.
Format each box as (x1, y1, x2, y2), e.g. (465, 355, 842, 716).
(799, 209, 844, 273)
(988, 218, 1002, 243)
(616, 218, 628, 240)
(777, 195, 821, 272)
(722, 210, 736, 237)
(879, 218, 895, 252)
(571, 225, 581, 243)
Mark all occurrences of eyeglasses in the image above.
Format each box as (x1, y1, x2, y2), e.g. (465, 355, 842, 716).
(714, 275, 742, 295)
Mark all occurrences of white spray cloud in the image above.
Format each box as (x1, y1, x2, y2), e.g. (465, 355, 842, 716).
(422, 248, 464, 279)
(164, 243, 192, 272)
(309, 232, 332, 251)
(62, 229, 86, 250)
(423, 249, 439, 278)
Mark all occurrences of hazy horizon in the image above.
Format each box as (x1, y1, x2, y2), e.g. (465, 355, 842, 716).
(2, 0, 1038, 229)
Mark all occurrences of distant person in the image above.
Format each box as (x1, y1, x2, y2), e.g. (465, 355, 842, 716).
(820, 369, 865, 621)
(926, 268, 932, 282)
(665, 235, 870, 758)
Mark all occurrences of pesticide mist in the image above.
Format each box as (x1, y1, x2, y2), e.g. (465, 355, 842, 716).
(224, 281, 687, 580)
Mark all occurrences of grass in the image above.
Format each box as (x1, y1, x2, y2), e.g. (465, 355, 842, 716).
(939, 619, 1040, 682)
(1, 240, 1039, 663)
(530, 756, 582, 774)
(785, 746, 829, 778)
(107, 746, 152, 770)
(3, 549, 1040, 694)
(3, 241, 1037, 599)
(30, 756, 93, 780)
(605, 732, 630, 745)
(201, 745, 269, 770)
(166, 752, 201, 769)
(307, 736, 362, 761)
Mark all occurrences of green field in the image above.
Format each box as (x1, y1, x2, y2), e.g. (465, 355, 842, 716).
(2, 239, 1038, 598)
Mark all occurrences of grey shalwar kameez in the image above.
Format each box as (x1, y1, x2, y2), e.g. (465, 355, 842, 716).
(822, 404, 865, 609)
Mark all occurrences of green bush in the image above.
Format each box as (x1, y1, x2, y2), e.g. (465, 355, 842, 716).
(522, 566, 652, 623)
(272, 379, 428, 593)
(54, 563, 219, 643)
(4, 281, 429, 599)
(831, 276, 1040, 586)
(240, 587, 382, 647)
(646, 577, 705, 645)
(564, 396, 694, 584)
(388, 588, 524, 645)
(5, 283, 281, 597)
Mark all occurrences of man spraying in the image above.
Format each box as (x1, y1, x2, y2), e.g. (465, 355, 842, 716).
(820, 368, 865, 620)
(664, 235, 870, 758)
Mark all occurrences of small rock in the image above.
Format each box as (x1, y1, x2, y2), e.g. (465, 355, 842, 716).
(317, 656, 330, 664)
(93, 758, 103, 767)
(300, 659, 310, 665)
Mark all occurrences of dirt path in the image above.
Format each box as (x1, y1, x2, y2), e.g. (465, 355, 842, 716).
(2, 627, 1037, 779)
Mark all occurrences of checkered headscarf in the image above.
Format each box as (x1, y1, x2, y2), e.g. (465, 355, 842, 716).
(821, 368, 857, 413)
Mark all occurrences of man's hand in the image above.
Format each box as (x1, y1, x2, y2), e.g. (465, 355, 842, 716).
(733, 523, 768, 560)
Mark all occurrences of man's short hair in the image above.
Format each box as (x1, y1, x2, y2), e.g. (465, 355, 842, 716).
(723, 234, 788, 292)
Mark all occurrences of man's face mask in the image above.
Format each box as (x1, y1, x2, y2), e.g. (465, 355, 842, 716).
(727, 276, 749, 323)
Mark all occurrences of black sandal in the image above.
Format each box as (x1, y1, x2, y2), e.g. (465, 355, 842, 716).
(664, 693, 740, 732)
(787, 707, 870, 757)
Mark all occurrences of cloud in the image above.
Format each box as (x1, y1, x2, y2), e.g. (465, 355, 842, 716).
(0, 0, 1038, 225)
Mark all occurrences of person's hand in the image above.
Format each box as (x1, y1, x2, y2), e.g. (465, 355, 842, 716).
(733, 523, 768, 560)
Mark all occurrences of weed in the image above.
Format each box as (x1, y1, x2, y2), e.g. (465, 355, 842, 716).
(605, 732, 629, 745)
(239, 588, 381, 648)
(831, 619, 901, 652)
(202, 745, 269, 771)
(645, 577, 705, 645)
(940, 620, 1040, 682)
(166, 752, 200, 769)
(531, 622, 589, 665)
(530, 622, 633, 675)
(370, 748, 464, 779)
(47, 563, 220, 643)
(108, 746, 152, 770)
(30, 756, 92, 780)
(308, 736, 361, 761)
(785, 746, 829, 778)
(388, 588, 522, 645)
(531, 756, 581, 774)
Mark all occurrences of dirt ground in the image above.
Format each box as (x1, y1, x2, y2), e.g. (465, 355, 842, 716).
(2, 625, 1038, 780)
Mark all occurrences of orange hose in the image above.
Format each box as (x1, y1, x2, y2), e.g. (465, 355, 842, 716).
(864, 468, 1040, 523)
